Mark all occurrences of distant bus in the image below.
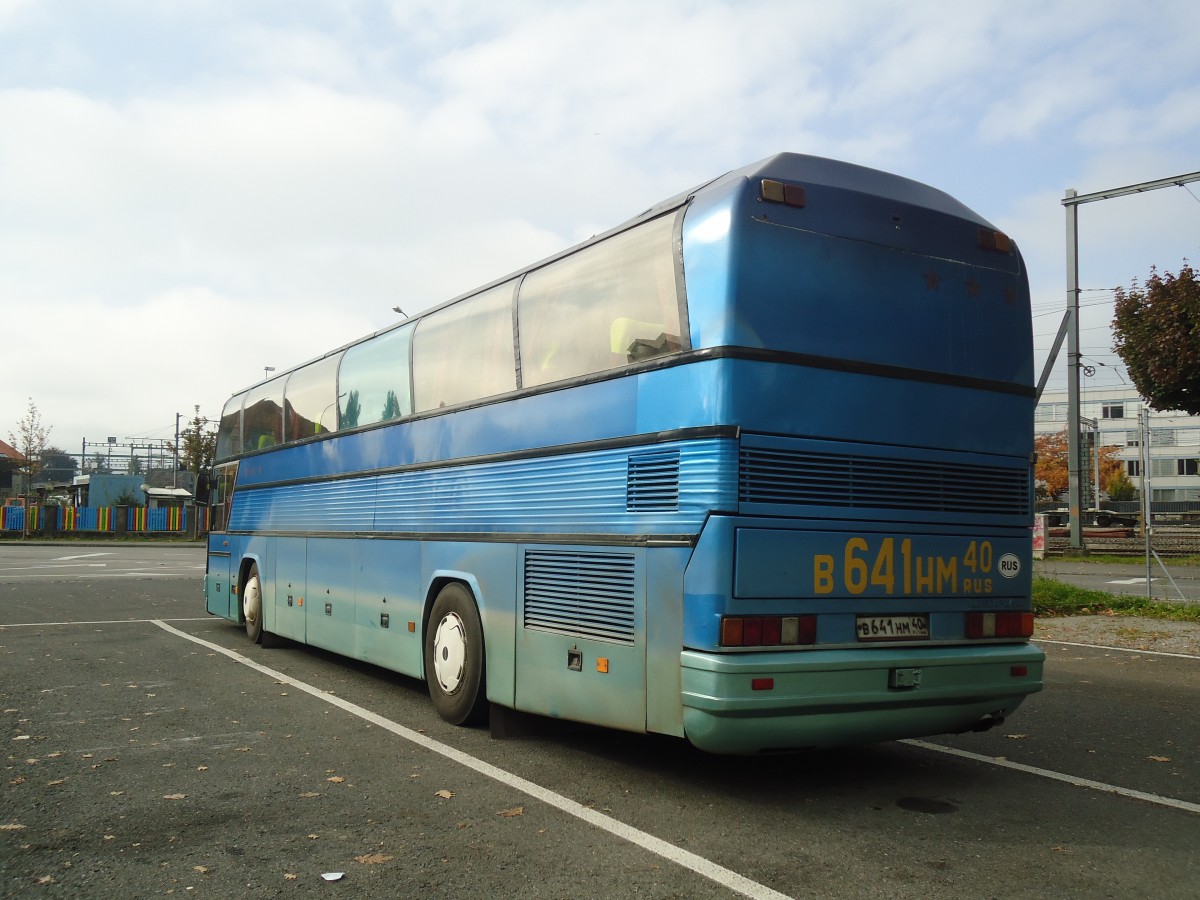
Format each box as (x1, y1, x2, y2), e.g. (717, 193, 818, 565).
(204, 153, 1043, 753)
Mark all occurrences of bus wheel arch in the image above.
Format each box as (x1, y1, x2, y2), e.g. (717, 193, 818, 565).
(240, 559, 263, 644)
(423, 580, 488, 726)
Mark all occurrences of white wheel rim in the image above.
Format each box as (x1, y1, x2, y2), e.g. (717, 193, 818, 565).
(243, 575, 261, 627)
(432, 612, 467, 694)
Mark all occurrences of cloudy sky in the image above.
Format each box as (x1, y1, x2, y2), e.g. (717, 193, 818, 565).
(3, 0, 1199, 459)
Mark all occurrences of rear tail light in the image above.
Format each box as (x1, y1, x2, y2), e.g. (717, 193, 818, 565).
(965, 611, 1034, 639)
(721, 615, 816, 647)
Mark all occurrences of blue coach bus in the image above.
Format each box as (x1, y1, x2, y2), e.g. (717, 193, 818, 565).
(204, 153, 1044, 753)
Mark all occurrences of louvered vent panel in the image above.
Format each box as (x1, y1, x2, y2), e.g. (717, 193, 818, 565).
(740, 447, 1027, 516)
(523, 549, 637, 643)
(626, 449, 680, 511)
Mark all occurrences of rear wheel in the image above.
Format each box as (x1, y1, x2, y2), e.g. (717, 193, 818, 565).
(424, 583, 488, 726)
(242, 564, 263, 644)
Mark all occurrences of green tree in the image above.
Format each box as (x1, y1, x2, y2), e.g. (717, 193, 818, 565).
(381, 390, 402, 421)
(341, 390, 361, 429)
(1104, 470, 1137, 501)
(1112, 263, 1200, 414)
(173, 405, 218, 474)
(39, 447, 78, 483)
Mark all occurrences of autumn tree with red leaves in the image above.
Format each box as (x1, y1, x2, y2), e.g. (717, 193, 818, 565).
(1034, 428, 1124, 501)
(1112, 263, 1200, 414)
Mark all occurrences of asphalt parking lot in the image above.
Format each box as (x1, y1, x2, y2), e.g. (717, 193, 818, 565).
(3, 544, 1199, 898)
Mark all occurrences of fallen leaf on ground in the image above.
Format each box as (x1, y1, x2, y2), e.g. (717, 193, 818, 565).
(1005, 734, 1027, 740)
(497, 806, 524, 817)
(327, 776, 345, 784)
(434, 789, 454, 799)
(355, 853, 394, 865)
(1147, 755, 1171, 763)
(163, 793, 186, 801)
(0, 824, 27, 831)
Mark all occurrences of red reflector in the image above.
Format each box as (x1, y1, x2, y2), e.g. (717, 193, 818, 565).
(1011, 665, 1028, 677)
(751, 678, 774, 691)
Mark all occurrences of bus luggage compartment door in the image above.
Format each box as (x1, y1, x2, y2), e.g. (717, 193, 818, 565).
(514, 545, 647, 732)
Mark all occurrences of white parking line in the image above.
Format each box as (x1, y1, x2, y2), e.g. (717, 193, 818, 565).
(1037, 638, 1200, 660)
(152, 619, 795, 900)
(904, 739, 1200, 815)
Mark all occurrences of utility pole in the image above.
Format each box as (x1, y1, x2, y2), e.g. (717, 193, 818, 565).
(1060, 168, 1200, 552)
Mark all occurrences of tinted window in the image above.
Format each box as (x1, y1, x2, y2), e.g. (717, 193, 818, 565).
(215, 392, 246, 461)
(338, 324, 414, 430)
(241, 377, 285, 453)
(284, 353, 343, 441)
(518, 215, 682, 388)
(413, 283, 516, 411)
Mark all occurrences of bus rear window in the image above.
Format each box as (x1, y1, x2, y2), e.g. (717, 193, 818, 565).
(518, 214, 683, 388)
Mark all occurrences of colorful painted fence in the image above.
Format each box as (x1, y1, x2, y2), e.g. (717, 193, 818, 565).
(2, 505, 210, 534)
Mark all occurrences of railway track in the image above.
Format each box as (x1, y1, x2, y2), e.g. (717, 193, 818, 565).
(1046, 528, 1200, 558)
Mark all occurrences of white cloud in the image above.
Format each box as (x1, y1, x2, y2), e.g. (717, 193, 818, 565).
(2, 0, 1200, 448)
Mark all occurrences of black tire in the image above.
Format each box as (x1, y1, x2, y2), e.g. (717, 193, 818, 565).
(242, 563, 263, 644)
(424, 583, 488, 726)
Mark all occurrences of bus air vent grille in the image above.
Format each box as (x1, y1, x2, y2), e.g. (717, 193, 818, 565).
(739, 447, 1027, 516)
(523, 549, 637, 644)
(626, 449, 680, 511)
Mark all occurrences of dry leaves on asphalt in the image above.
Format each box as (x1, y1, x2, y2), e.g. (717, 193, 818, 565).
(434, 789, 454, 799)
(497, 806, 524, 818)
(355, 853, 394, 865)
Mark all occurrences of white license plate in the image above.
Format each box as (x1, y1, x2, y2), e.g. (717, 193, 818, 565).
(856, 615, 929, 642)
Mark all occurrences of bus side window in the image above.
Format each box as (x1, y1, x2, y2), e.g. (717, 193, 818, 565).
(413, 283, 517, 412)
(518, 213, 683, 388)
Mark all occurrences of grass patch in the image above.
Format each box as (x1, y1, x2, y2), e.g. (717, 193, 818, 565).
(1033, 576, 1200, 622)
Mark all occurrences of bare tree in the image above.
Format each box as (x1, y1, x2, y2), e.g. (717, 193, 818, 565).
(8, 398, 52, 537)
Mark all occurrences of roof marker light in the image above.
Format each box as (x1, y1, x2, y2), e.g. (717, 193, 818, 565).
(761, 179, 806, 208)
(978, 228, 1013, 253)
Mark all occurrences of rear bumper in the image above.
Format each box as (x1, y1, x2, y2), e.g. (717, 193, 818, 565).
(680, 642, 1044, 754)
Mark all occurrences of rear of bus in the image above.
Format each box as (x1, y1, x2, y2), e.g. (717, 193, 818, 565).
(676, 154, 1043, 753)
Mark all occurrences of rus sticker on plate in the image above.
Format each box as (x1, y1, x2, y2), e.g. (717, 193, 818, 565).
(856, 615, 930, 641)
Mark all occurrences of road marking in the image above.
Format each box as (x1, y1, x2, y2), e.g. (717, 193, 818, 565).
(53, 552, 113, 561)
(1108, 577, 1153, 585)
(152, 619, 795, 900)
(0, 563, 108, 571)
(1037, 638, 1200, 660)
(0, 618, 212, 628)
(904, 739, 1200, 815)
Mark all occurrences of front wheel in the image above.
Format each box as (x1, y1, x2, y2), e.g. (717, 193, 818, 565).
(242, 564, 263, 644)
(424, 583, 488, 726)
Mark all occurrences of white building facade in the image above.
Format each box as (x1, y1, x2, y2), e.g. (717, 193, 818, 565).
(1036, 386, 1200, 502)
